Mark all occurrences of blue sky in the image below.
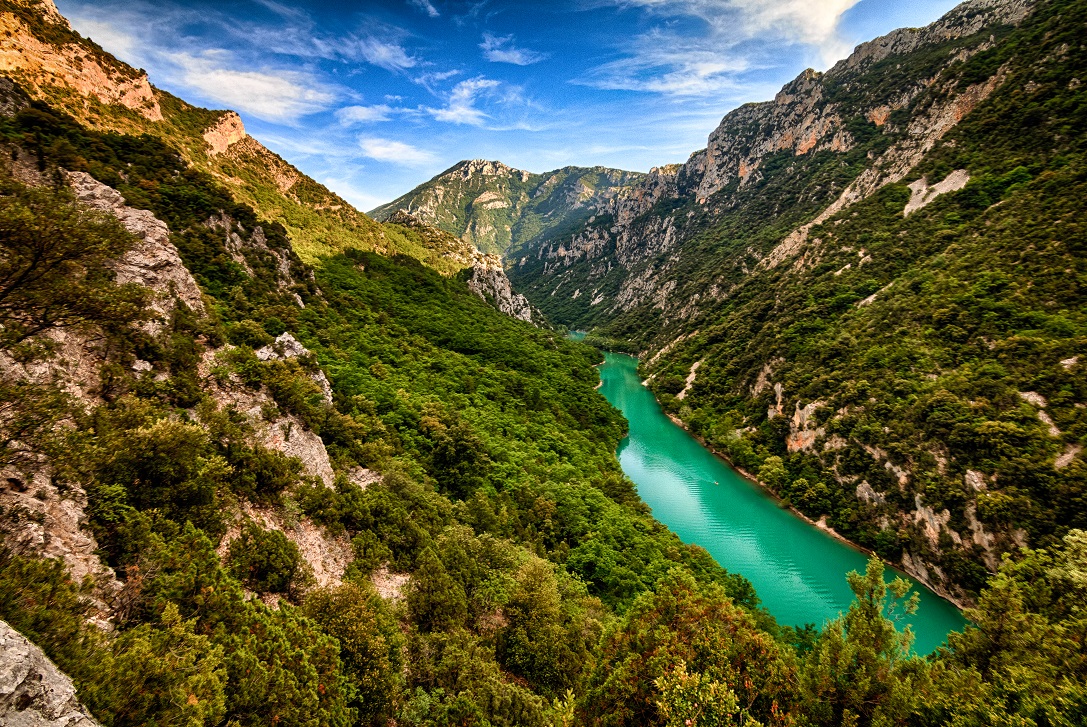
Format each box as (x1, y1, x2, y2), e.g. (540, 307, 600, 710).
(55, 0, 960, 210)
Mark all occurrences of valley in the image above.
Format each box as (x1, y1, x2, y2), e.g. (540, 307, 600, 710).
(0, 0, 1084, 725)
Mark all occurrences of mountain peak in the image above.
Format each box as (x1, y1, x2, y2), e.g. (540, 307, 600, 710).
(456, 159, 530, 182)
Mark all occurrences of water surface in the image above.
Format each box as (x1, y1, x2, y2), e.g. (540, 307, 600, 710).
(598, 351, 966, 653)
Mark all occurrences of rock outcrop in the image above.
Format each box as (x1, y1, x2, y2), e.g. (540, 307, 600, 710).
(0, 2, 162, 121)
(0, 620, 102, 727)
(203, 111, 247, 156)
(467, 254, 535, 323)
(66, 172, 205, 331)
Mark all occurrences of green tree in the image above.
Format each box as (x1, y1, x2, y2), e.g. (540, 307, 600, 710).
(303, 583, 404, 725)
(407, 546, 468, 632)
(799, 558, 927, 727)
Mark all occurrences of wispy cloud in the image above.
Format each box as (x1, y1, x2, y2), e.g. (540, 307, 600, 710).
(578, 30, 751, 95)
(358, 137, 437, 166)
(336, 104, 396, 125)
(426, 77, 501, 126)
(408, 0, 440, 17)
(172, 51, 338, 121)
(581, 0, 862, 95)
(480, 33, 548, 65)
(350, 36, 418, 71)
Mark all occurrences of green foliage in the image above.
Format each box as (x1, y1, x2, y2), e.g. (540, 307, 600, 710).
(302, 583, 404, 725)
(228, 522, 310, 597)
(799, 559, 925, 727)
(0, 178, 148, 352)
(581, 570, 797, 727)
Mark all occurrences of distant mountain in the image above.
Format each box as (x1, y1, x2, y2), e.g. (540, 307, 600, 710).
(370, 160, 643, 255)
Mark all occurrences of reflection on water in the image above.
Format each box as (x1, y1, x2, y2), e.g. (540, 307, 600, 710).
(599, 351, 966, 653)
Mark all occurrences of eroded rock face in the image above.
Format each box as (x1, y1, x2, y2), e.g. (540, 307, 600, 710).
(256, 333, 334, 404)
(0, 620, 102, 727)
(66, 172, 205, 332)
(0, 6, 162, 121)
(203, 111, 247, 156)
(0, 468, 122, 609)
(522, 0, 1034, 324)
(217, 502, 353, 591)
(200, 348, 336, 487)
(467, 254, 535, 323)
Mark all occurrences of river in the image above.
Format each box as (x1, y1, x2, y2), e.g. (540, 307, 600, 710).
(597, 350, 966, 653)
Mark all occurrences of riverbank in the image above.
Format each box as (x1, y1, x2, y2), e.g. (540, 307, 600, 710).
(660, 400, 968, 611)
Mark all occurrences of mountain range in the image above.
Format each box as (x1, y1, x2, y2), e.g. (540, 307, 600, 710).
(0, 0, 1085, 724)
(379, 0, 1085, 607)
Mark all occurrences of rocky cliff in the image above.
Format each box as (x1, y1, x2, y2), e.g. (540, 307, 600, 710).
(0, 620, 101, 727)
(507, 0, 1087, 604)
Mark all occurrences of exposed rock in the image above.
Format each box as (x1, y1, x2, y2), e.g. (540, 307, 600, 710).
(856, 480, 886, 505)
(787, 400, 825, 452)
(467, 254, 535, 323)
(1018, 391, 1048, 408)
(903, 169, 971, 215)
(0, 8, 161, 121)
(203, 111, 247, 156)
(1060, 355, 1079, 370)
(965, 469, 988, 491)
(66, 172, 204, 332)
(0, 619, 101, 726)
(256, 333, 334, 405)
(914, 494, 953, 548)
(1056, 444, 1082, 470)
(371, 566, 410, 602)
(348, 467, 382, 490)
(675, 360, 702, 401)
(217, 502, 352, 590)
(0, 468, 121, 609)
(200, 348, 336, 487)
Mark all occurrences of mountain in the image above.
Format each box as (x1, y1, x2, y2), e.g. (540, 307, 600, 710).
(507, 0, 1087, 603)
(1, 1, 1086, 725)
(370, 159, 643, 255)
(0, 0, 482, 275)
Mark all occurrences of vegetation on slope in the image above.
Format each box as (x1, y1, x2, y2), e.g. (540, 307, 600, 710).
(511, 0, 1086, 602)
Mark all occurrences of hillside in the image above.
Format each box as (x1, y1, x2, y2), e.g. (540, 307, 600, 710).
(0, 0, 479, 274)
(507, 0, 1087, 604)
(371, 159, 643, 256)
(1, 0, 1085, 726)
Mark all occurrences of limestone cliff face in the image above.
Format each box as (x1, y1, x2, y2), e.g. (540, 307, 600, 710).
(372, 160, 643, 255)
(467, 254, 535, 324)
(0, 620, 101, 727)
(203, 111, 247, 156)
(516, 0, 1035, 326)
(0, 1, 162, 121)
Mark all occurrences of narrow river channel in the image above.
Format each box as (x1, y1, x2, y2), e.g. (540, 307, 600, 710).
(597, 350, 966, 653)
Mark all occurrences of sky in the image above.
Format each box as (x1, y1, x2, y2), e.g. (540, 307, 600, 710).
(55, 0, 961, 211)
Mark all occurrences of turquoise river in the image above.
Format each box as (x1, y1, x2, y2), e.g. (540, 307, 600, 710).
(597, 350, 967, 653)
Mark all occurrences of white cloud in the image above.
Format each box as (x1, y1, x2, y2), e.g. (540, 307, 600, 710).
(582, 0, 862, 95)
(359, 137, 437, 166)
(172, 51, 338, 122)
(336, 105, 395, 125)
(351, 36, 418, 71)
(427, 77, 501, 126)
(480, 33, 548, 66)
(408, 0, 440, 18)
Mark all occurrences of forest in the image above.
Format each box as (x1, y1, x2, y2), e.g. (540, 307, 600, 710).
(0, 76, 1084, 726)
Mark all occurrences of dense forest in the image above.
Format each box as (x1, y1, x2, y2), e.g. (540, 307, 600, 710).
(1, 0, 1085, 723)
